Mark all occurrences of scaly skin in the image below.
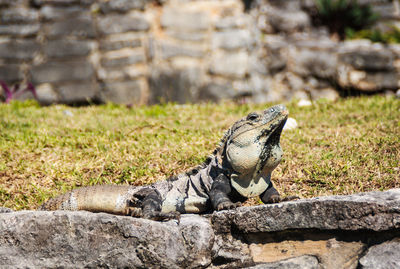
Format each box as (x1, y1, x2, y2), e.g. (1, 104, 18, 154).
(40, 105, 291, 221)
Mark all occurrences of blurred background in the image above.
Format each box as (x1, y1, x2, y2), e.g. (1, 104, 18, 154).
(1, 0, 400, 105)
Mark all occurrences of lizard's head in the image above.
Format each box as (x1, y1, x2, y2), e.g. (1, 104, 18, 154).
(217, 104, 288, 197)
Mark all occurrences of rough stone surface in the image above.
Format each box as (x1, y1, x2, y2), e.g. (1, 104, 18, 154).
(57, 83, 98, 104)
(31, 61, 94, 84)
(161, 8, 210, 31)
(0, 39, 40, 61)
(359, 238, 400, 269)
(0, 24, 39, 36)
(212, 189, 400, 233)
(97, 13, 150, 35)
(212, 30, 253, 50)
(210, 51, 249, 78)
(1, 189, 400, 268)
(246, 255, 319, 269)
(99, 0, 147, 13)
(100, 80, 143, 105)
(0, 211, 212, 268)
(45, 16, 95, 38)
(0, 65, 23, 82)
(45, 39, 93, 58)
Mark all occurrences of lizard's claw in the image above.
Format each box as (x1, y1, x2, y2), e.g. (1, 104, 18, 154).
(216, 201, 241, 211)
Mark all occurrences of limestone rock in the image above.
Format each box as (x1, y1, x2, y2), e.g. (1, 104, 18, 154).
(212, 189, 400, 233)
(246, 255, 319, 269)
(359, 238, 400, 269)
(0, 211, 214, 268)
(97, 13, 150, 35)
(31, 61, 94, 84)
(0, 39, 40, 60)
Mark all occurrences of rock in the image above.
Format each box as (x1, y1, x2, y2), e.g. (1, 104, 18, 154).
(396, 89, 400, 98)
(359, 238, 400, 269)
(0, 211, 213, 268)
(0, 39, 40, 61)
(338, 49, 395, 71)
(210, 51, 249, 78)
(165, 30, 207, 42)
(45, 39, 93, 58)
(246, 255, 319, 269)
(0, 207, 13, 213)
(31, 61, 94, 84)
(149, 67, 203, 104)
(287, 47, 337, 79)
(97, 13, 150, 35)
(211, 189, 400, 233)
(99, 0, 147, 13)
(100, 49, 146, 67)
(99, 38, 142, 52)
(161, 8, 210, 31)
(212, 29, 254, 51)
(0, 65, 23, 82)
(35, 83, 59, 105)
(45, 15, 95, 38)
(337, 65, 399, 91)
(100, 80, 143, 105)
(40, 6, 82, 21)
(0, 7, 38, 23)
(198, 82, 236, 102)
(297, 99, 312, 107)
(0, 24, 39, 36)
(283, 117, 298, 131)
(159, 41, 205, 59)
(215, 15, 248, 30)
(57, 82, 99, 104)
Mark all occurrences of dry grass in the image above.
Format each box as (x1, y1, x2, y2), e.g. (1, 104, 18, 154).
(0, 96, 399, 210)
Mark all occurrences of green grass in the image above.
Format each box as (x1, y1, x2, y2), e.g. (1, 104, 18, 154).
(1, 96, 399, 210)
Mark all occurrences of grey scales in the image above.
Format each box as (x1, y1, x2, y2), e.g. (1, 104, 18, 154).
(39, 105, 293, 220)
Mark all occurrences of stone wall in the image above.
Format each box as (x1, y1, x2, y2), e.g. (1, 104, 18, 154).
(1, 0, 400, 105)
(1, 189, 400, 268)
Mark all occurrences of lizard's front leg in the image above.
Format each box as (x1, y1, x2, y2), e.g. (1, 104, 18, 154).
(209, 174, 241, 211)
(260, 182, 299, 204)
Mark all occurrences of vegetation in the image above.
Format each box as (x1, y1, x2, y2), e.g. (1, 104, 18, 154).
(0, 96, 399, 210)
(346, 27, 400, 44)
(313, 0, 379, 39)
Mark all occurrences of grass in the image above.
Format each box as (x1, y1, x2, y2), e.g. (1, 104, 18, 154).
(0, 96, 399, 210)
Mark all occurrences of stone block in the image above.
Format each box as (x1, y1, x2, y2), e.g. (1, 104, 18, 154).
(32, 0, 94, 6)
(215, 16, 248, 30)
(212, 29, 253, 50)
(31, 61, 94, 84)
(100, 80, 142, 104)
(99, 38, 141, 51)
(0, 65, 23, 82)
(209, 51, 248, 78)
(45, 39, 93, 58)
(97, 13, 149, 35)
(165, 31, 207, 42)
(337, 65, 399, 91)
(99, 0, 147, 13)
(35, 83, 59, 105)
(161, 8, 210, 31)
(40, 6, 83, 21)
(0, 8, 39, 24)
(198, 82, 236, 102)
(159, 41, 205, 59)
(267, 8, 310, 33)
(338, 49, 394, 71)
(101, 49, 145, 67)
(97, 65, 147, 81)
(149, 67, 203, 104)
(0, 39, 40, 61)
(288, 47, 337, 79)
(247, 255, 319, 269)
(0, 24, 40, 36)
(45, 15, 95, 38)
(359, 238, 400, 269)
(57, 82, 98, 104)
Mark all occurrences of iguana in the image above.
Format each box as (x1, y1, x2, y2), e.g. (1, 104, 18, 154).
(39, 104, 291, 221)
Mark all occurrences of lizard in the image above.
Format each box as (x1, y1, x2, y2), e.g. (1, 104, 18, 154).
(39, 104, 291, 221)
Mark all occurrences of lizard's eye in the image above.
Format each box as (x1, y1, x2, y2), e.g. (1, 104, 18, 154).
(246, 113, 259, 121)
